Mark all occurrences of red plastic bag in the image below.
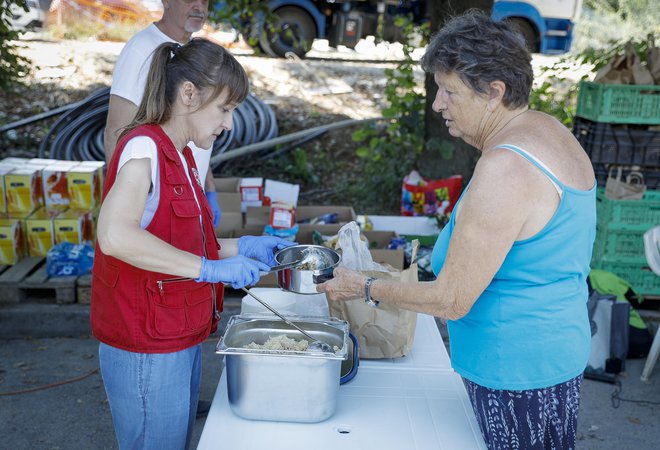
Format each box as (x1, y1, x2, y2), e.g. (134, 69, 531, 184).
(401, 171, 463, 217)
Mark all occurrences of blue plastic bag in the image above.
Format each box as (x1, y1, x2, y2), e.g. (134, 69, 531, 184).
(47, 242, 95, 277)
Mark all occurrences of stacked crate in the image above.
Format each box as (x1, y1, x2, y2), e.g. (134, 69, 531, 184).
(591, 190, 660, 296)
(574, 81, 660, 296)
(573, 81, 660, 189)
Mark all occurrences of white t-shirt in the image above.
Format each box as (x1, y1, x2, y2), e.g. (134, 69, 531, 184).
(110, 23, 211, 184)
(118, 136, 200, 229)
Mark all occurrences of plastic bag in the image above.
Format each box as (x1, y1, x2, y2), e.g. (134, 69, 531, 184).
(401, 170, 463, 217)
(605, 166, 646, 200)
(337, 222, 388, 272)
(47, 242, 94, 277)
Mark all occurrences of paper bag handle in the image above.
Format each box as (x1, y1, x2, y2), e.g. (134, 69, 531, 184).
(626, 171, 644, 186)
(409, 239, 420, 265)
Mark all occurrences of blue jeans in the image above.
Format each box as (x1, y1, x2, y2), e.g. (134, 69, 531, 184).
(99, 343, 202, 450)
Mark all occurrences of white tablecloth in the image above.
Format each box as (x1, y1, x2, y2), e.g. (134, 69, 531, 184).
(197, 314, 486, 450)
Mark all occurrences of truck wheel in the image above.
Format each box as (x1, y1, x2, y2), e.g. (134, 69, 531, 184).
(259, 6, 317, 58)
(506, 18, 539, 53)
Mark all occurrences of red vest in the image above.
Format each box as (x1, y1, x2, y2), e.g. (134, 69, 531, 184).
(91, 124, 223, 353)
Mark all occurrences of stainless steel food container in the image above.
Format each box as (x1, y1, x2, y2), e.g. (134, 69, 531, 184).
(274, 245, 341, 294)
(215, 314, 349, 423)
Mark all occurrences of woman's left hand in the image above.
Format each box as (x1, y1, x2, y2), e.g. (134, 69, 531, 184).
(237, 236, 296, 266)
(316, 267, 368, 302)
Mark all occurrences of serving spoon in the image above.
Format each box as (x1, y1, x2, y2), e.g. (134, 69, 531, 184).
(240, 287, 334, 353)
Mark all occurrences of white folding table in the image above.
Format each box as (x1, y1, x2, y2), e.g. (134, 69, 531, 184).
(197, 314, 486, 450)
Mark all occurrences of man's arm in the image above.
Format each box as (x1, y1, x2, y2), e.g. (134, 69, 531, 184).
(104, 95, 138, 164)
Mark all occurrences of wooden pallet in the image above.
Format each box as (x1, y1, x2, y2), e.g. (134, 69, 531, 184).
(0, 257, 79, 304)
(77, 274, 92, 304)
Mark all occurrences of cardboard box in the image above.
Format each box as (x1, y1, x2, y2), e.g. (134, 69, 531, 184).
(296, 205, 357, 235)
(246, 205, 357, 228)
(240, 177, 263, 212)
(25, 208, 61, 257)
(0, 218, 25, 265)
(367, 215, 440, 236)
(363, 230, 405, 269)
(28, 158, 58, 166)
(67, 167, 100, 210)
(42, 163, 79, 208)
(216, 211, 243, 238)
(54, 209, 94, 245)
(217, 192, 242, 213)
(5, 167, 44, 214)
(0, 166, 14, 213)
(214, 177, 241, 193)
(264, 179, 299, 206)
(231, 225, 265, 238)
(78, 160, 106, 187)
(0, 157, 29, 165)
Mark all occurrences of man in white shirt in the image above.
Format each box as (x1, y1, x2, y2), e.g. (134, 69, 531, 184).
(104, 0, 222, 227)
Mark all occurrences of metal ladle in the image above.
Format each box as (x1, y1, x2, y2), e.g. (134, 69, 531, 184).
(240, 287, 334, 353)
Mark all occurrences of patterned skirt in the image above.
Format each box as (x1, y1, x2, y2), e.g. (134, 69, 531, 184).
(463, 375, 582, 450)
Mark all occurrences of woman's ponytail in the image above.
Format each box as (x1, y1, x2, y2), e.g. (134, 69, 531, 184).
(118, 42, 179, 141)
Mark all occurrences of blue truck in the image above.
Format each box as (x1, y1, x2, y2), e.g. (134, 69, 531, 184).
(257, 0, 583, 57)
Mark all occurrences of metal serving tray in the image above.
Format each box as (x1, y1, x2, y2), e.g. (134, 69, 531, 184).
(215, 314, 349, 423)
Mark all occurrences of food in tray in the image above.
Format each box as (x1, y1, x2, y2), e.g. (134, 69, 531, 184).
(245, 334, 340, 352)
(246, 335, 309, 351)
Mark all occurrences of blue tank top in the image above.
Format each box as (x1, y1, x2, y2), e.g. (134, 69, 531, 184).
(431, 144, 596, 390)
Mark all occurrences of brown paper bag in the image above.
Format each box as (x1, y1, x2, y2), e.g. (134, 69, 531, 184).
(647, 47, 660, 84)
(594, 42, 654, 85)
(329, 240, 419, 359)
(605, 166, 647, 200)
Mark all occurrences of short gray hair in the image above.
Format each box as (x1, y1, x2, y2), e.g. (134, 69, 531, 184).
(421, 9, 533, 109)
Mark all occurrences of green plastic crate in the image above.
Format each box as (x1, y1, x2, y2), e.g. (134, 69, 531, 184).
(576, 81, 660, 125)
(592, 258, 660, 296)
(597, 189, 660, 227)
(592, 223, 650, 264)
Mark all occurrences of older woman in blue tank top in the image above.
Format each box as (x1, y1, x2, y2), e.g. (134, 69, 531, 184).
(318, 10, 597, 450)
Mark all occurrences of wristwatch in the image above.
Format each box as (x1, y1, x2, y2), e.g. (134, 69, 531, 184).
(364, 277, 379, 307)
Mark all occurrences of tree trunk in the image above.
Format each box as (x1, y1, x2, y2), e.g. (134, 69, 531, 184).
(421, 1, 494, 182)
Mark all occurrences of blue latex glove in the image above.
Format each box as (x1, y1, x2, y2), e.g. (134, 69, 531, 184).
(195, 256, 270, 289)
(205, 191, 221, 228)
(238, 236, 297, 266)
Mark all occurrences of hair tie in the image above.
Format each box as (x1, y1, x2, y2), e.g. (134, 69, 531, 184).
(170, 43, 182, 60)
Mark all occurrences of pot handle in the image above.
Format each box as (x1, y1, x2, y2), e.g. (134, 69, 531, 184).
(313, 272, 334, 284)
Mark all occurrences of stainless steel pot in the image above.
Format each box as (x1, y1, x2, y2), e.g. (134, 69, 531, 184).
(274, 245, 341, 294)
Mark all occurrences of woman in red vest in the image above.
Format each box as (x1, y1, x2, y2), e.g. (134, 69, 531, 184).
(92, 38, 293, 450)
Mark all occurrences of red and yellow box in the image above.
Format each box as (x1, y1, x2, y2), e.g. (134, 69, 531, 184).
(42, 162, 80, 209)
(67, 167, 100, 211)
(25, 208, 63, 257)
(4, 167, 44, 214)
(0, 166, 15, 213)
(0, 218, 26, 265)
(54, 209, 94, 245)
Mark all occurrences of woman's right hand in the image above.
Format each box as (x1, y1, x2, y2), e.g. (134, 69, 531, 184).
(196, 256, 270, 289)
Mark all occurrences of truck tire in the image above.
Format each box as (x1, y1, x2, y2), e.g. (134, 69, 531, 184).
(506, 18, 539, 53)
(259, 6, 317, 58)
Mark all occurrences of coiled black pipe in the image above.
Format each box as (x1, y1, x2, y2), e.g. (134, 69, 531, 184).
(38, 87, 279, 170)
